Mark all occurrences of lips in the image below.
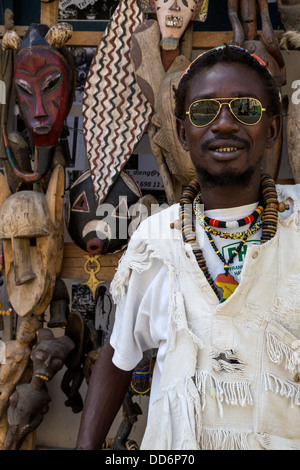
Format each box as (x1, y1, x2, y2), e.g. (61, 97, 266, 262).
(205, 140, 248, 162)
(207, 138, 247, 156)
(33, 125, 51, 135)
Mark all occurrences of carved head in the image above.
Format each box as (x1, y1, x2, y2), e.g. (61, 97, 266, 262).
(13, 23, 75, 147)
(152, 0, 206, 49)
(31, 329, 74, 382)
(0, 165, 65, 316)
(66, 170, 142, 255)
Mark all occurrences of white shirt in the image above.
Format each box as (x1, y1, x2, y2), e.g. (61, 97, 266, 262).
(110, 202, 262, 413)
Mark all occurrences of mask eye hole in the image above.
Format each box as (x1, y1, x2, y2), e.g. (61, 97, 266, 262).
(15, 80, 33, 96)
(42, 72, 62, 93)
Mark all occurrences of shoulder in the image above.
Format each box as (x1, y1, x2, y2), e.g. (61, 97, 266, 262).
(131, 203, 181, 242)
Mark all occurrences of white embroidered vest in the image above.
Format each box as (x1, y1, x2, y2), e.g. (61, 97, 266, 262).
(111, 185, 300, 450)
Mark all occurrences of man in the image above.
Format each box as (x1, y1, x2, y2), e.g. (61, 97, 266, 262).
(76, 45, 300, 450)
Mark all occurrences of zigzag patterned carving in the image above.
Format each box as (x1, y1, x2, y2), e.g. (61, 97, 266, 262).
(82, 0, 153, 205)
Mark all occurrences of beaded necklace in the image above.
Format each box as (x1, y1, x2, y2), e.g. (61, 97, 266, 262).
(193, 192, 264, 229)
(193, 196, 263, 240)
(178, 173, 284, 302)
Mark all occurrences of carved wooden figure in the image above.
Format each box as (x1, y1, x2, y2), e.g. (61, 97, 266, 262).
(0, 164, 65, 317)
(149, 0, 208, 70)
(2, 22, 75, 183)
(131, 20, 197, 204)
(228, 0, 286, 179)
(0, 9, 16, 161)
(0, 314, 43, 449)
(3, 329, 74, 450)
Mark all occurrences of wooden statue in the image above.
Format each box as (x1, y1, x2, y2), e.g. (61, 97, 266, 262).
(128, 1, 209, 204)
(0, 164, 65, 317)
(2, 22, 75, 183)
(130, 20, 196, 204)
(0, 314, 43, 449)
(0, 315, 43, 420)
(0, 9, 16, 161)
(228, 0, 286, 179)
(3, 329, 74, 450)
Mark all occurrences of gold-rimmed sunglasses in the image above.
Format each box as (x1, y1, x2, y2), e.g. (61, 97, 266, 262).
(185, 97, 266, 127)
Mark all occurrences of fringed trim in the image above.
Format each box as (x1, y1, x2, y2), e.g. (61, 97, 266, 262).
(194, 371, 253, 418)
(201, 427, 251, 450)
(266, 331, 299, 373)
(264, 371, 300, 407)
(110, 239, 167, 302)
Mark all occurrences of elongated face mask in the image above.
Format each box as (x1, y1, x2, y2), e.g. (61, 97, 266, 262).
(15, 46, 71, 146)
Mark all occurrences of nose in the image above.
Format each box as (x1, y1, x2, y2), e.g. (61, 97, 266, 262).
(170, 0, 181, 11)
(210, 103, 240, 134)
(12, 238, 36, 285)
(34, 95, 47, 119)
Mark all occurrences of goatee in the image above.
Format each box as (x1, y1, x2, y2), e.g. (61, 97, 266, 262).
(197, 166, 259, 189)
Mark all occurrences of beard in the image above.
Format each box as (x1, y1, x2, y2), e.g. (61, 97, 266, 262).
(197, 163, 261, 190)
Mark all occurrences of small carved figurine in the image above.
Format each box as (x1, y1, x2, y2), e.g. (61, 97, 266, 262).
(3, 328, 74, 450)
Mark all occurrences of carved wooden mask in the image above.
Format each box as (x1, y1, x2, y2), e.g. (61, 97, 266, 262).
(153, 0, 206, 48)
(15, 45, 71, 147)
(0, 165, 64, 317)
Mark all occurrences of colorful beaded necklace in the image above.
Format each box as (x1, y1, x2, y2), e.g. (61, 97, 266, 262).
(179, 173, 282, 302)
(193, 196, 263, 240)
(193, 192, 264, 229)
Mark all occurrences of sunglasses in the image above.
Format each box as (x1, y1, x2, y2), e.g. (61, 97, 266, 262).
(185, 97, 266, 127)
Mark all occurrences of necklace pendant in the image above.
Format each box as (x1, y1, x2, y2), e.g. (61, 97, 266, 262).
(215, 272, 239, 302)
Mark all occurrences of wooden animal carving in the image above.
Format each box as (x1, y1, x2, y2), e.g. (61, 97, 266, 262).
(0, 165, 65, 317)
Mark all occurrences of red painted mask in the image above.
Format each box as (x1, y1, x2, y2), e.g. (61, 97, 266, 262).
(15, 46, 71, 146)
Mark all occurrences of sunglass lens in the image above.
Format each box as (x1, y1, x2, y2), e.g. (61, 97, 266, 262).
(189, 100, 220, 126)
(231, 98, 262, 125)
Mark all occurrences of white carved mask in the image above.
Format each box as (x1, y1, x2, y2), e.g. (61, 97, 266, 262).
(154, 0, 203, 49)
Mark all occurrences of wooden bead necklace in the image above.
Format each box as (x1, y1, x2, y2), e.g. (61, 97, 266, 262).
(178, 173, 283, 302)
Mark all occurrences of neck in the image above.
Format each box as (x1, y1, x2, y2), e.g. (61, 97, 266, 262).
(198, 172, 262, 210)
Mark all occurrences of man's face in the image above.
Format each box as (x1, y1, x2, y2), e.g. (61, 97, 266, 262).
(15, 46, 70, 146)
(177, 62, 279, 185)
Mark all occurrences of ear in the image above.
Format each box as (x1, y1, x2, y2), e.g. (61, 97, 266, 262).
(176, 118, 190, 151)
(46, 164, 65, 229)
(265, 114, 282, 149)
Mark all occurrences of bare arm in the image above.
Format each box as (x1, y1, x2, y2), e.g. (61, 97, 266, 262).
(76, 340, 133, 450)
